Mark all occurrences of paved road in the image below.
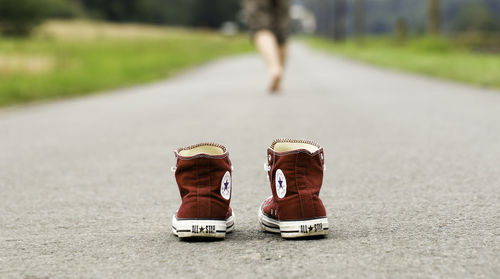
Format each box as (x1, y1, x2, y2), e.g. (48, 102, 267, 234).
(1, 43, 499, 278)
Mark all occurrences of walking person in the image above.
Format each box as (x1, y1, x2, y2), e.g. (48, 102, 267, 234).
(243, 0, 291, 92)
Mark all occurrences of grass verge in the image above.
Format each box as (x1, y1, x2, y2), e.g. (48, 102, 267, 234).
(0, 20, 253, 107)
(303, 36, 500, 89)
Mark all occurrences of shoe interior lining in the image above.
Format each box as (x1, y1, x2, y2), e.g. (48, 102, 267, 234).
(273, 142, 319, 153)
(178, 145, 224, 156)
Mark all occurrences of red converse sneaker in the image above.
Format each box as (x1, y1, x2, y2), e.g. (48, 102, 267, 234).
(259, 139, 329, 238)
(171, 143, 234, 239)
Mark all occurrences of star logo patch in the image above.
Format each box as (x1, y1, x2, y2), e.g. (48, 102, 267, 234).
(275, 169, 287, 199)
(220, 171, 231, 200)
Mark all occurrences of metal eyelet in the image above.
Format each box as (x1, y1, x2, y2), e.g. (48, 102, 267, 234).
(264, 162, 271, 172)
(268, 154, 272, 162)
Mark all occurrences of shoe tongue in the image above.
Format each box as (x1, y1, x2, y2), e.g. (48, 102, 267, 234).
(178, 143, 226, 157)
(272, 142, 319, 153)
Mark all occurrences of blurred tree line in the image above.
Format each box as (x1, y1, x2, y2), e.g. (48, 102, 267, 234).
(0, 0, 241, 36)
(79, 0, 240, 27)
(306, 0, 500, 40)
(1, 0, 499, 37)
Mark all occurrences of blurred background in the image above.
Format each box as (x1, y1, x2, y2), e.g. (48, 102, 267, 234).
(0, 0, 499, 107)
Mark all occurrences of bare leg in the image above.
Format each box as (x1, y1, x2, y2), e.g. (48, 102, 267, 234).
(254, 30, 283, 92)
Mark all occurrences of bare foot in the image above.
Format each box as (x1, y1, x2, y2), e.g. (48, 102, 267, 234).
(269, 66, 283, 93)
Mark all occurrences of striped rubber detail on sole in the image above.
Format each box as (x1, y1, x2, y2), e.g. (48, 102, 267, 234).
(258, 207, 328, 238)
(172, 213, 235, 239)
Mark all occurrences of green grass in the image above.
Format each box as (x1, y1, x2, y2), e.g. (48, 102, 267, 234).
(303, 36, 500, 89)
(0, 21, 253, 107)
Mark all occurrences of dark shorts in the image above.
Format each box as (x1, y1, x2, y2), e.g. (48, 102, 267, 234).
(243, 0, 291, 45)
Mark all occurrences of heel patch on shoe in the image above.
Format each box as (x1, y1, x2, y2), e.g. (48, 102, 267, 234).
(220, 171, 231, 200)
(275, 169, 287, 199)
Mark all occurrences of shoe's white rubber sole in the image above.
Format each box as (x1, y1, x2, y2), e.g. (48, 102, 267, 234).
(172, 213, 234, 239)
(258, 206, 328, 238)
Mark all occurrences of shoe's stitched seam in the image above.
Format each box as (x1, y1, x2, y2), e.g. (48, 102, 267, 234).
(309, 154, 318, 218)
(295, 153, 305, 220)
(196, 157, 200, 218)
(208, 158, 211, 218)
(304, 153, 313, 219)
(305, 154, 312, 217)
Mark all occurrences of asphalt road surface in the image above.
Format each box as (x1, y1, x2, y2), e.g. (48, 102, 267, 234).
(1, 43, 499, 278)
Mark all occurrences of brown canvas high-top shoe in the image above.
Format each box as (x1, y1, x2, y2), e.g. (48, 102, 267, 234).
(171, 143, 234, 239)
(258, 139, 329, 238)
